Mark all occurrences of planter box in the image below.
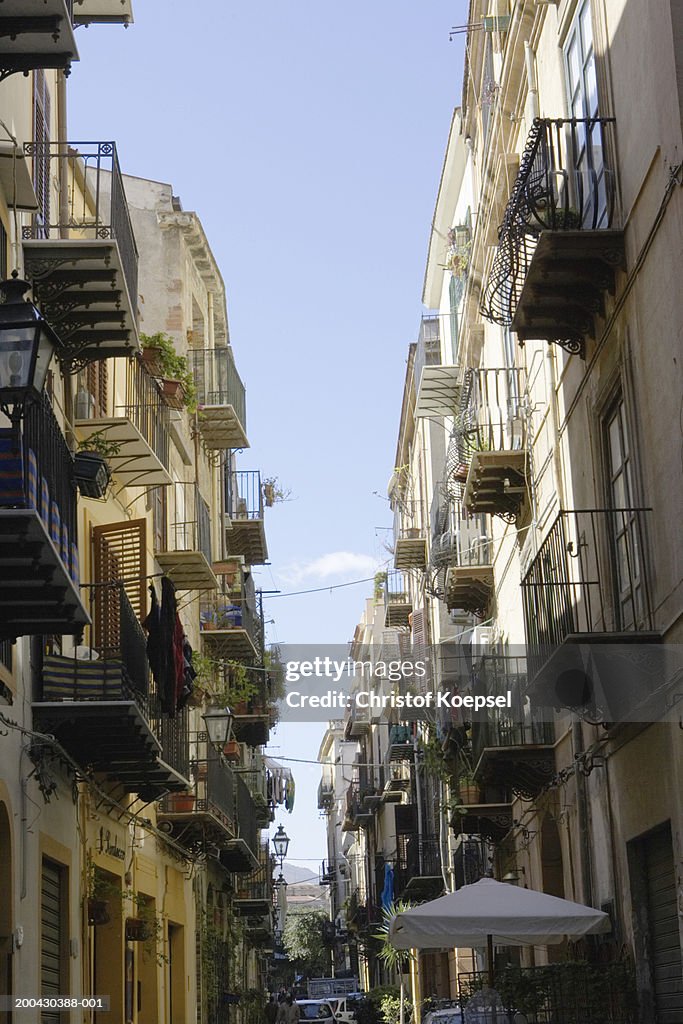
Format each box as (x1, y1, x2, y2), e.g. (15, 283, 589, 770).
(160, 378, 186, 410)
(166, 792, 195, 813)
(74, 452, 111, 499)
(141, 346, 164, 376)
(223, 739, 241, 760)
(125, 917, 153, 942)
(87, 898, 111, 926)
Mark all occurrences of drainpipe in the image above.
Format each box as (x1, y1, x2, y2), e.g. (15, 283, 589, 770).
(524, 42, 539, 120)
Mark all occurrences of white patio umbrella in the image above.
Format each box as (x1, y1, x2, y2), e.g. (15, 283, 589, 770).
(388, 876, 610, 985)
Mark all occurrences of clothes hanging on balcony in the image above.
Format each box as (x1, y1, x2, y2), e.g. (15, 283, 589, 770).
(177, 636, 196, 710)
(145, 578, 180, 716)
(381, 862, 395, 911)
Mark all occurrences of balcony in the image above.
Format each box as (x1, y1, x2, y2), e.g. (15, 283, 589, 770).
(219, 774, 260, 873)
(224, 470, 268, 565)
(521, 508, 660, 717)
(22, 141, 139, 367)
(413, 313, 463, 418)
(431, 499, 493, 616)
(158, 732, 236, 851)
(189, 347, 248, 450)
(0, 394, 90, 639)
(0, 1, 77, 80)
(344, 702, 371, 739)
(393, 501, 428, 570)
(238, 754, 272, 824)
(395, 836, 444, 900)
(32, 585, 190, 800)
(341, 782, 372, 831)
(317, 778, 334, 811)
(381, 761, 411, 803)
(72, 0, 134, 25)
(234, 841, 274, 917)
(319, 860, 335, 885)
(346, 886, 369, 930)
(459, 368, 528, 522)
(481, 118, 623, 357)
(450, 799, 513, 844)
(386, 724, 414, 762)
(155, 482, 217, 590)
(75, 355, 171, 487)
(471, 655, 555, 799)
(231, 672, 271, 747)
(200, 569, 260, 662)
(384, 570, 412, 628)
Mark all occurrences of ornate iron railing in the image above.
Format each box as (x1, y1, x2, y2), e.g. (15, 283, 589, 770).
(394, 499, 426, 541)
(234, 773, 259, 858)
(481, 118, 618, 327)
(384, 569, 410, 603)
(21, 391, 77, 552)
(23, 141, 138, 308)
(430, 489, 491, 570)
(521, 508, 654, 678)
(412, 313, 442, 387)
(236, 841, 274, 902)
(188, 347, 246, 424)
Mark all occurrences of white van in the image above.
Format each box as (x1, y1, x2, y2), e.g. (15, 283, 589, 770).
(327, 996, 357, 1024)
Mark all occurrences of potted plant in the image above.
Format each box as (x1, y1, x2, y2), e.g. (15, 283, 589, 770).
(223, 739, 241, 760)
(125, 916, 153, 942)
(140, 331, 198, 413)
(261, 476, 291, 507)
(74, 430, 122, 499)
(85, 856, 121, 926)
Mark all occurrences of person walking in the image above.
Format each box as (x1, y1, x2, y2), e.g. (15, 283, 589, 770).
(285, 995, 300, 1024)
(265, 996, 278, 1024)
(276, 997, 289, 1024)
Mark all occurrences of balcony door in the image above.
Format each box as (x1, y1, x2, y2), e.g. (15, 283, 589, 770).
(564, 0, 609, 227)
(603, 395, 644, 630)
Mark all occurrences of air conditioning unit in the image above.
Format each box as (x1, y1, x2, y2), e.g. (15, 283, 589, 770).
(470, 625, 492, 649)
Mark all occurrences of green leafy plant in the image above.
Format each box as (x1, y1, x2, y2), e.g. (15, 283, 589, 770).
(76, 428, 123, 460)
(141, 331, 198, 412)
(374, 570, 388, 601)
(262, 476, 292, 505)
(373, 901, 416, 1024)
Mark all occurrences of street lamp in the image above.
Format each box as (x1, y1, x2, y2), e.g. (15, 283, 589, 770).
(272, 824, 290, 867)
(0, 275, 62, 433)
(203, 705, 234, 751)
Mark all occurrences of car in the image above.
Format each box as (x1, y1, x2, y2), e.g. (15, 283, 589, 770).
(423, 1009, 464, 1024)
(326, 996, 357, 1024)
(296, 1000, 337, 1024)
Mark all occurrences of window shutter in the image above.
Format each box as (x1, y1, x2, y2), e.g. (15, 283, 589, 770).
(33, 69, 51, 237)
(92, 520, 147, 653)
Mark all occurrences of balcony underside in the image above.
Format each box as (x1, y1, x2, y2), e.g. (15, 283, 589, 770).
(156, 807, 235, 851)
(526, 632, 663, 718)
(245, 915, 274, 943)
(0, 2, 77, 77)
(382, 778, 409, 803)
(0, 510, 90, 639)
(156, 550, 218, 591)
(384, 600, 412, 628)
(474, 745, 555, 800)
(219, 839, 260, 874)
(198, 406, 249, 450)
(414, 366, 463, 418)
(445, 565, 494, 616)
(32, 700, 189, 800)
(512, 230, 625, 355)
(72, 0, 134, 25)
(397, 874, 444, 900)
(464, 451, 527, 522)
(394, 535, 428, 570)
(234, 896, 272, 918)
(345, 716, 371, 739)
(451, 802, 513, 843)
(362, 792, 382, 811)
(387, 742, 414, 762)
(225, 519, 268, 565)
(75, 418, 171, 488)
(200, 628, 257, 661)
(353, 811, 373, 828)
(23, 240, 139, 367)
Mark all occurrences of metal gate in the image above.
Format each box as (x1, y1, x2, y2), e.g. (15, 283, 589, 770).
(643, 824, 683, 1023)
(40, 859, 63, 1024)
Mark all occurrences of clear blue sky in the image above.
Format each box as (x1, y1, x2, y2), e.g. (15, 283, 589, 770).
(68, 0, 466, 869)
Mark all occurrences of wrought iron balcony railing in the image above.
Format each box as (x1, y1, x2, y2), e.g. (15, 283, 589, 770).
(521, 508, 659, 712)
(156, 481, 215, 590)
(22, 141, 139, 366)
(0, 393, 89, 638)
(317, 777, 334, 810)
(188, 347, 248, 449)
(395, 836, 444, 899)
(34, 585, 190, 796)
(224, 469, 268, 564)
(481, 118, 621, 354)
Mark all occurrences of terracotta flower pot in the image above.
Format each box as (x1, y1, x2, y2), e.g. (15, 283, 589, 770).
(160, 378, 186, 410)
(168, 792, 195, 813)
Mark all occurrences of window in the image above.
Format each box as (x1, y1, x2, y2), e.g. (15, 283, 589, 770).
(448, 275, 464, 362)
(603, 393, 643, 629)
(564, 0, 608, 226)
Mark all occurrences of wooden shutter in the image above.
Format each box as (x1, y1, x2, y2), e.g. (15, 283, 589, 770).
(86, 360, 108, 418)
(643, 824, 683, 1022)
(33, 69, 51, 237)
(41, 859, 64, 1024)
(92, 520, 147, 652)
